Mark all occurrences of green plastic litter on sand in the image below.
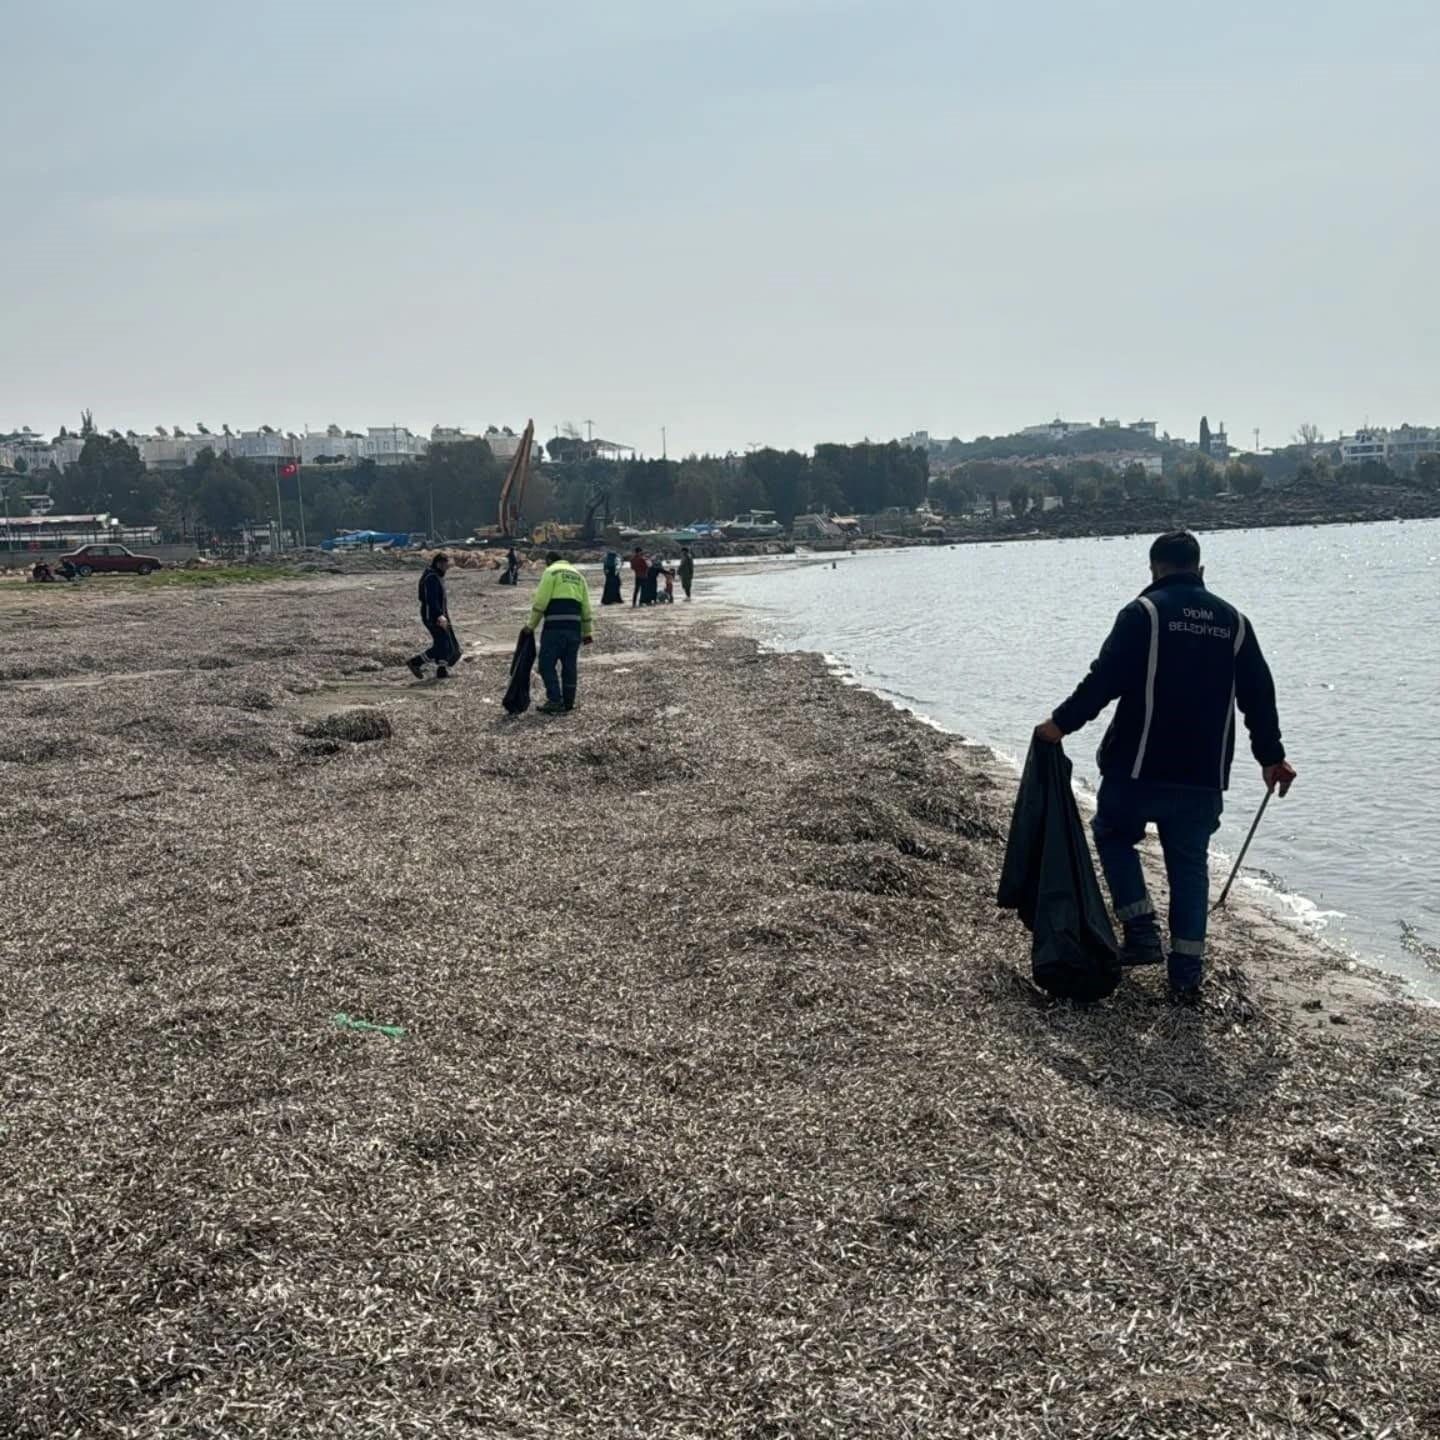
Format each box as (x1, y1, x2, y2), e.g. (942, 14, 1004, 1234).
(333, 1013, 405, 1040)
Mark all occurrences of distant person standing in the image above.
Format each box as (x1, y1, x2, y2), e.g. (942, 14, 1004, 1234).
(1035, 530, 1295, 1004)
(505, 547, 521, 585)
(678, 546, 695, 601)
(407, 551, 459, 680)
(526, 551, 595, 714)
(630, 547, 649, 607)
(641, 558, 662, 606)
(602, 549, 624, 605)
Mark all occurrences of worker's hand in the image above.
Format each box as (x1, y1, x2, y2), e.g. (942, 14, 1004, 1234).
(436, 616, 449, 629)
(1263, 760, 1297, 797)
(1034, 719, 1064, 745)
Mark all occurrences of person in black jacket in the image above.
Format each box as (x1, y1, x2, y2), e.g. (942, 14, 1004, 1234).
(407, 552, 458, 680)
(1035, 531, 1297, 1002)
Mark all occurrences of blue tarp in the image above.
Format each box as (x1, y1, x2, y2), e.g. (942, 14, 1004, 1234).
(320, 531, 416, 551)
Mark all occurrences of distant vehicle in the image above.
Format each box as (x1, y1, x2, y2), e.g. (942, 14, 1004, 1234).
(723, 510, 784, 539)
(58, 542, 162, 577)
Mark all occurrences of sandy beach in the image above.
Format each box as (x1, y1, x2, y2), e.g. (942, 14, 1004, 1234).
(1, 569, 1437, 1438)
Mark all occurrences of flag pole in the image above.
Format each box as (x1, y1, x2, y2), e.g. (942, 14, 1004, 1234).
(274, 458, 285, 555)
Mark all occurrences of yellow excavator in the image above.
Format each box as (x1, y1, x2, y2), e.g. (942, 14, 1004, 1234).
(496, 419, 535, 540)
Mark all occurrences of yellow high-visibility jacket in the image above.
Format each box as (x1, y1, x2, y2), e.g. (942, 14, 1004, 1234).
(527, 560, 594, 639)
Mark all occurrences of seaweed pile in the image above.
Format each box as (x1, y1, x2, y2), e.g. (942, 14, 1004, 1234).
(0, 573, 1437, 1438)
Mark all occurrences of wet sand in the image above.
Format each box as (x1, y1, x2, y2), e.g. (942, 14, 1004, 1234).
(1, 572, 1437, 1437)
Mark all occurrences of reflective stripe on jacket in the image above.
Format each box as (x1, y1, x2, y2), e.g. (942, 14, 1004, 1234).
(528, 560, 594, 638)
(1051, 572, 1284, 790)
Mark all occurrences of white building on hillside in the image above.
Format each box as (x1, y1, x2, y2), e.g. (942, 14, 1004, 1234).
(299, 430, 364, 464)
(230, 429, 295, 462)
(364, 426, 426, 465)
(1339, 425, 1439, 471)
(0, 430, 85, 473)
(1022, 418, 1095, 441)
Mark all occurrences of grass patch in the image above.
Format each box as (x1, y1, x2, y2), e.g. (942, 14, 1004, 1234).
(130, 565, 301, 588)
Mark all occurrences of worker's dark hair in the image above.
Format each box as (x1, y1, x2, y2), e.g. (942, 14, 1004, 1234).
(1149, 530, 1200, 571)
(546, 550, 562, 565)
(432, 550, 449, 566)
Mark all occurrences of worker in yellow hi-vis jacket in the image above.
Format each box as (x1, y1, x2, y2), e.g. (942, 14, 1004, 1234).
(524, 551, 595, 714)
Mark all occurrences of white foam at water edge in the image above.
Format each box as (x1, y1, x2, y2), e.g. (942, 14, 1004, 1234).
(816, 647, 1357, 952)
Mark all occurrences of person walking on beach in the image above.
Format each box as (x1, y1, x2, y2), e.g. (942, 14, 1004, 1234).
(525, 551, 594, 714)
(630, 547, 649, 607)
(407, 551, 459, 680)
(1034, 530, 1296, 1004)
(678, 546, 695, 601)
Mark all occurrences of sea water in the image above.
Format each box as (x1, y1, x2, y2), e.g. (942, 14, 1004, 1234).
(715, 519, 1440, 1000)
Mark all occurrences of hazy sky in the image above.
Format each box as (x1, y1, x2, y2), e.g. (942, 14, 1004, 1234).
(4, 0, 1436, 456)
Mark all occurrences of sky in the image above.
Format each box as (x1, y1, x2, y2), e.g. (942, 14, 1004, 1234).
(3, 0, 1437, 457)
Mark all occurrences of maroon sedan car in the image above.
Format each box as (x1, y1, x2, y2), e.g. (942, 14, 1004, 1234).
(58, 543, 163, 577)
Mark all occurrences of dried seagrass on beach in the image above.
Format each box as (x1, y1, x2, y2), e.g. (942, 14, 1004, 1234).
(1, 570, 1437, 1439)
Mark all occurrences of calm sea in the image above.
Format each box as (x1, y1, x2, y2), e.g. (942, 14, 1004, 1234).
(714, 520, 1440, 1001)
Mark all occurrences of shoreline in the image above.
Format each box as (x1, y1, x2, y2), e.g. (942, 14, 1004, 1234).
(2, 573, 1439, 1435)
(753, 623, 1425, 1029)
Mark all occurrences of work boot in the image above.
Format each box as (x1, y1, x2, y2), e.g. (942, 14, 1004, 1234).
(406, 657, 425, 680)
(1119, 923, 1164, 968)
(435, 666, 450, 680)
(1120, 937, 1165, 968)
(537, 700, 566, 715)
(1169, 983, 1203, 1009)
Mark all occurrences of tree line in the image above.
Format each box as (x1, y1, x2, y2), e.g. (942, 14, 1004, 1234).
(18, 425, 1437, 540)
(24, 434, 928, 540)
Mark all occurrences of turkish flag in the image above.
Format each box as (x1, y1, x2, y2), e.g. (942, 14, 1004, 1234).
(280, 461, 299, 478)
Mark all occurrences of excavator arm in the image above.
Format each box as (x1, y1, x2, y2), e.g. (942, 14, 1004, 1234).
(497, 418, 536, 538)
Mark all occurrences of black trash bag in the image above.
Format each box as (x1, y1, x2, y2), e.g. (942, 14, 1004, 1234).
(997, 740, 1120, 1002)
(503, 628, 537, 715)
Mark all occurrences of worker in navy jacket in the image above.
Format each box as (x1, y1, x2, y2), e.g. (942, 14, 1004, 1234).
(1035, 530, 1296, 1002)
(407, 552, 459, 680)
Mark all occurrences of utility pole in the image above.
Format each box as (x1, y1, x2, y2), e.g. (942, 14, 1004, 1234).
(585, 419, 595, 443)
(296, 462, 307, 548)
(661, 426, 667, 460)
(1253, 427, 1261, 455)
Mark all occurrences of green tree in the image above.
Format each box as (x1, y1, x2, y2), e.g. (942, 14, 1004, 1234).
(1415, 454, 1440, 489)
(1007, 481, 1032, 517)
(1048, 468, 1076, 507)
(1173, 453, 1221, 499)
(744, 448, 811, 524)
(58, 435, 163, 521)
(1226, 461, 1264, 497)
(928, 472, 976, 514)
(1122, 462, 1151, 500)
(188, 449, 261, 535)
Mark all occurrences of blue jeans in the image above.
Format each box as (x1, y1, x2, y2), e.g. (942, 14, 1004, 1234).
(1091, 778, 1223, 990)
(538, 627, 582, 707)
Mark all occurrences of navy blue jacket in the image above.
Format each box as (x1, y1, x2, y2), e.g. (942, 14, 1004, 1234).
(418, 566, 448, 629)
(1052, 572, 1285, 791)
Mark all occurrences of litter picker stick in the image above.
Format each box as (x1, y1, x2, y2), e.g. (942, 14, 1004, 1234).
(1213, 788, 1273, 912)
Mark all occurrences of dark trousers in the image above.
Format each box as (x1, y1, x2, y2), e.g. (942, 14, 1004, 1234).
(632, 576, 643, 606)
(539, 627, 582, 707)
(1091, 778, 1223, 990)
(421, 622, 456, 667)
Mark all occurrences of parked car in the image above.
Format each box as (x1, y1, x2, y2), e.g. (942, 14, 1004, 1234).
(58, 543, 163, 577)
